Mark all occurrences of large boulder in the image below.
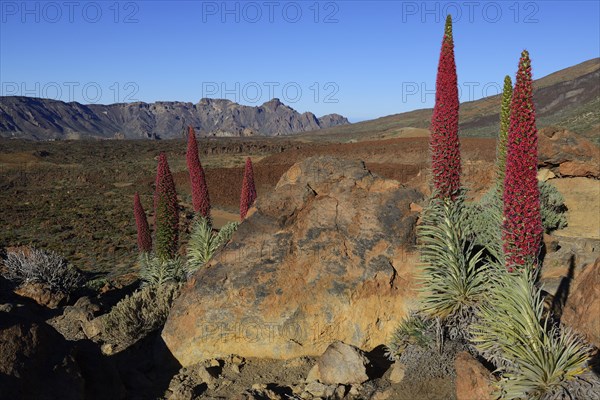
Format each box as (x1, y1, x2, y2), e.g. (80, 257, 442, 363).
(163, 156, 423, 366)
(0, 314, 85, 399)
(562, 257, 600, 348)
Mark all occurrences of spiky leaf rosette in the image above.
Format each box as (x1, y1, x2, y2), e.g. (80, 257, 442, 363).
(186, 216, 238, 274)
(186, 127, 211, 220)
(240, 157, 257, 220)
(138, 252, 184, 287)
(418, 194, 487, 323)
(134, 192, 152, 253)
(496, 75, 513, 193)
(430, 15, 461, 200)
(503, 51, 543, 270)
(470, 265, 590, 399)
(153, 153, 179, 260)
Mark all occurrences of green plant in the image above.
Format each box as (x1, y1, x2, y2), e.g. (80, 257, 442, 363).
(102, 283, 179, 350)
(85, 277, 108, 291)
(138, 252, 185, 286)
(186, 216, 238, 274)
(464, 188, 504, 263)
(470, 265, 590, 399)
(418, 195, 488, 322)
(496, 75, 513, 193)
(386, 312, 434, 359)
(465, 181, 567, 263)
(539, 181, 568, 231)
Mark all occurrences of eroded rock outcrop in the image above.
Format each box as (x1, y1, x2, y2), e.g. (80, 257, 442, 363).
(162, 156, 423, 366)
(538, 127, 600, 178)
(562, 257, 600, 348)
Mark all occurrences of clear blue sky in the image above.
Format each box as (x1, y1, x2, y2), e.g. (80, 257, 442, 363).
(1, 1, 599, 121)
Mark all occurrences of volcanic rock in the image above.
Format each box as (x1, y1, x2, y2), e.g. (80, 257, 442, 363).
(162, 156, 423, 366)
(562, 257, 600, 348)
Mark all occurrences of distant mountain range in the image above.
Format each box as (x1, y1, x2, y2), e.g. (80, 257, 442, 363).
(2, 59, 598, 142)
(0, 97, 349, 140)
(303, 58, 600, 144)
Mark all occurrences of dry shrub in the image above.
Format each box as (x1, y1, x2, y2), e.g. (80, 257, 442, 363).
(101, 283, 180, 350)
(2, 247, 83, 293)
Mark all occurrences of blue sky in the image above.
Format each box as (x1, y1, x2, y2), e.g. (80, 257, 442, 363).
(1, 1, 599, 121)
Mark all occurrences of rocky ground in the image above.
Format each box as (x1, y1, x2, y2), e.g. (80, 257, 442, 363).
(1, 127, 599, 399)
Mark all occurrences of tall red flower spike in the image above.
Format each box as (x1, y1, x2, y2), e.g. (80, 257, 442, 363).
(503, 50, 543, 270)
(133, 192, 152, 252)
(154, 152, 179, 259)
(240, 157, 257, 220)
(186, 126, 211, 219)
(430, 15, 461, 200)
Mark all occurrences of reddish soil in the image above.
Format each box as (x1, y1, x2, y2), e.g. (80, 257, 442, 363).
(0, 136, 497, 274)
(178, 137, 497, 210)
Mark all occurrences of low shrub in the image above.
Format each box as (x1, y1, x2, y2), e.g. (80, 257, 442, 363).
(387, 312, 470, 381)
(539, 181, 568, 232)
(3, 247, 83, 293)
(101, 283, 180, 349)
(386, 312, 435, 359)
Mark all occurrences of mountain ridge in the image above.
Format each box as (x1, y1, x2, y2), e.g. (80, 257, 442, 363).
(0, 96, 349, 140)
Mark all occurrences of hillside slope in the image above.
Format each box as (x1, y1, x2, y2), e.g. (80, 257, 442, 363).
(301, 58, 600, 143)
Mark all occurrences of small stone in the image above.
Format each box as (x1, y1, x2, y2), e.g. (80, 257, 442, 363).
(168, 383, 194, 400)
(313, 341, 370, 385)
(101, 343, 114, 355)
(304, 381, 335, 398)
(300, 391, 312, 400)
(232, 355, 245, 365)
(306, 364, 319, 382)
(348, 384, 361, 396)
(388, 362, 406, 383)
(81, 318, 102, 339)
(334, 385, 347, 399)
(197, 367, 217, 390)
(304, 382, 325, 397)
(291, 384, 303, 395)
(231, 363, 241, 374)
(221, 379, 233, 388)
(252, 383, 267, 391)
(537, 168, 556, 182)
(0, 303, 13, 313)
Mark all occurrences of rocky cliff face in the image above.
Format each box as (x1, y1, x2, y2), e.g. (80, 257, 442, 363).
(162, 156, 423, 366)
(0, 97, 349, 140)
